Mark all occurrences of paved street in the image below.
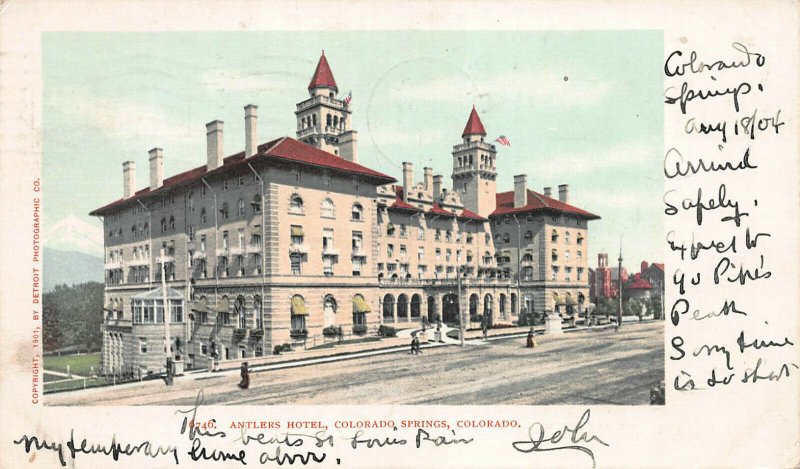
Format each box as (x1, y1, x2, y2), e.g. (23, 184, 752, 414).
(49, 322, 663, 406)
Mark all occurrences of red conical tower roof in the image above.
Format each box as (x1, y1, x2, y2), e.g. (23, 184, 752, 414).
(308, 51, 338, 92)
(462, 105, 487, 137)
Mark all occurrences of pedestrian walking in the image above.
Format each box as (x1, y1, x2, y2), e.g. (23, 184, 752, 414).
(526, 328, 537, 348)
(238, 362, 250, 389)
(410, 335, 418, 355)
(415, 335, 423, 354)
(482, 323, 488, 341)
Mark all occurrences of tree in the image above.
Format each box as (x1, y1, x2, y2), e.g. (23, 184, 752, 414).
(648, 297, 663, 319)
(42, 282, 103, 353)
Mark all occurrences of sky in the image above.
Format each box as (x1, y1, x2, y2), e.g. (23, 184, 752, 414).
(42, 30, 663, 267)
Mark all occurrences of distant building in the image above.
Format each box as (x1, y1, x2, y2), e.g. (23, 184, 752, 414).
(91, 52, 601, 375)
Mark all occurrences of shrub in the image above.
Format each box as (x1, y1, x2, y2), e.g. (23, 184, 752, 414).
(322, 325, 343, 337)
(378, 325, 397, 337)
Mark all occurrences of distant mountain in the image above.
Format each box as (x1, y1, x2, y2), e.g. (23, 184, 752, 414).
(43, 247, 103, 292)
(44, 214, 103, 258)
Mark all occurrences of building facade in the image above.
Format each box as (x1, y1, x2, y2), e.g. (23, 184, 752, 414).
(91, 52, 600, 376)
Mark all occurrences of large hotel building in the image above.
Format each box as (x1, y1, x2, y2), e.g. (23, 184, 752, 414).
(91, 52, 600, 374)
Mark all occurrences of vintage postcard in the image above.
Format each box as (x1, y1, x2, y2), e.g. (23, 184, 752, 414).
(0, 1, 797, 468)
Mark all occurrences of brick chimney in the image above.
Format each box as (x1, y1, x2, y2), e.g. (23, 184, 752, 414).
(513, 174, 527, 208)
(402, 162, 413, 202)
(123, 161, 136, 199)
(244, 105, 258, 158)
(543, 186, 552, 197)
(558, 184, 569, 203)
(432, 175, 443, 202)
(338, 130, 358, 163)
(206, 120, 224, 170)
(423, 167, 433, 192)
(148, 148, 163, 191)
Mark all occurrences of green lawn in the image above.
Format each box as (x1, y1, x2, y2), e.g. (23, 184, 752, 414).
(308, 336, 381, 350)
(43, 352, 102, 376)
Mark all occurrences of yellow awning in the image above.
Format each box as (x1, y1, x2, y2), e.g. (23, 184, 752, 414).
(291, 226, 304, 237)
(291, 296, 308, 315)
(353, 295, 371, 313)
(501, 250, 511, 256)
(251, 225, 262, 235)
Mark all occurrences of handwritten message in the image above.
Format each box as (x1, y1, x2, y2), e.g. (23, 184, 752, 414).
(663, 42, 797, 391)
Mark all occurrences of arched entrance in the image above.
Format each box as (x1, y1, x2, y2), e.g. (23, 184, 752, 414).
(382, 294, 395, 323)
(323, 295, 337, 327)
(427, 296, 437, 323)
(442, 293, 459, 324)
(397, 294, 409, 321)
(484, 294, 494, 328)
(499, 294, 507, 319)
(469, 294, 479, 322)
(410, 294, 421, 320)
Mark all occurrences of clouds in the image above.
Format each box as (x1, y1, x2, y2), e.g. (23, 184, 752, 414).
(390, 68, 612, 108)
(46, 88, 196, 144)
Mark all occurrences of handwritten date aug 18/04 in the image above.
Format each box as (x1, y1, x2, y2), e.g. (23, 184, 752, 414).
(511, 409, 609, 468)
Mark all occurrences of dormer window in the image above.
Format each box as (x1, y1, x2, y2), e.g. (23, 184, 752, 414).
(289, 194, 304, 214)
(351, 203, 363, 221)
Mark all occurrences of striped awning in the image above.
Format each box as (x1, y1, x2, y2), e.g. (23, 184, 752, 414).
(291, 296, 308, 315)
(251, 226, 262, 235)
(353, 295, 371, 313)
(291, 226, 304, 237)
(190, 298, 212, 313)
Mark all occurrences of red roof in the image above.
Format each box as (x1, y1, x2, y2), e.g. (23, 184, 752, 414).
(90, 137, 395, 216)
(462, 105, 487, 137)
(627, 277, 653, 290)
(457, 208, 486, 221)
(491, 189, 600, 220)
(308, 51, 338, 91)
(429, 203, 455, 217)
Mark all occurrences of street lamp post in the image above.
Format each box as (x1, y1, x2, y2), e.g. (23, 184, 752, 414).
(160, 248, 173, 385)
(457, 266, 465, 347)
(617, 245, 623, 331)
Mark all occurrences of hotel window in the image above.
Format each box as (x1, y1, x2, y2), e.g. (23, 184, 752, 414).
(220, 256, 229, 277)
(139, 338, 147, 354)
(352, 256, 362, 276)
(565, 267, 573, 281)
(485, 233, 491, 244)
(435, 265, 443, 276)
(551, 266, 559, 281)
(577, 250, 583, 260)
(220, 202, 229, 219)
(169, 216, 175, 231)
(188, 225, 195, 241)
(565, 232, 571, 244)
(323, 229, 334, 253)
(418, 265, 426, 278)
(290, 253, 302, 275)
(323, 256, 334, 276)
(160, 217, 167, 233)
(351, 203, 363, 221)
(238, 199, 246, 216)
(446, 266, 454, 276)
(418, 247, 424, 261)
(200, 235, 206, 252)
(223, 179, 229, 191)
(577, 234, 584, 245)
(200, 208, 207, 224)
(446, 249, 452, 262)
(484, 251, 492, 264)
(289, 194, 304, 214)
(466, 234, 473, 243)
(254, 295, 263, 330)
(290, 225, 304, 245)
(551, 229, 559, 242)
(525, 230, 533, 240)
(321, 198, 335, 218)
(503, 233, 510, 243)
(551, 249, 558, 262)
(201, 185, 207, 196)
(399, 224, 407, 237)
(235, 296, 246, 328)
(238, 175, 245, 186)
(387, 244, 394, 258)
(435, 248, 441, 260)
(445, 230, 452, 242)
(291, 296, 307, 331)
(222, 231, 229, 250)
(527, 215, 534, 222)
(435, 229, 441, 241)
(238, 228, 245, 248)
(577, 267, 584, 280)
(523, 267, 534, 281)
(456, 250, 462, 262)
(352, 231, 363, 252)
(399, 245, 407, 260)
(251, 194, 261, 213)
(387, 224, 395, 236)
(565, 251, 571, 261)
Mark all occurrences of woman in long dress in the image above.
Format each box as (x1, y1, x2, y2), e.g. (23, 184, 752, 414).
(238, 362, 250, 389)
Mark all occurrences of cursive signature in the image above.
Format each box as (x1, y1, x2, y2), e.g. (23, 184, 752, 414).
(511, 409, 609, 468)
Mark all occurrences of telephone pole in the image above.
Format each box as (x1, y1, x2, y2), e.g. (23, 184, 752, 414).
(617, 242, 623, 331)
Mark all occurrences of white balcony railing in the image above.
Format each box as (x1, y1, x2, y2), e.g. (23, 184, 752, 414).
(289, 244, 309, 255)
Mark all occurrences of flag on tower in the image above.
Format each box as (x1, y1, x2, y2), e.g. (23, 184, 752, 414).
(494, 135, 511, 146)
(343, 90, 352, 105)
